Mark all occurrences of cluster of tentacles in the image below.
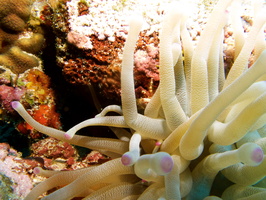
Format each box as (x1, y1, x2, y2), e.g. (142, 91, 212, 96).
(12, 0, 266, 199)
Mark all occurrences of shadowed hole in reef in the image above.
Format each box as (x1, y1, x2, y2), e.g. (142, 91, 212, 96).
(0, 121, 30, 157)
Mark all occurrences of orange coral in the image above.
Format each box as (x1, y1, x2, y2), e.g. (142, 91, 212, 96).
(24, 69, 54, 104)
(17, 104, 61, 139)
(16, 69, 61, 138)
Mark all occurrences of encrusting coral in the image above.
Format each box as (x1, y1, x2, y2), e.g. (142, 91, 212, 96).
(11, 0, 266, 199)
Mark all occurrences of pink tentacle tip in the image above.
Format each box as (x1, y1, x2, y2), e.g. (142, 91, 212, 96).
(64, 133, 72, 140)
(141, 179, 147, 183)
(121, 154, 132, 166)
(160, 156, 174, 174)
(252, 147, 264, 164)
(33, 167, 41, 174)
(155, 141, 162, 146)
(11, 101, 20, 109)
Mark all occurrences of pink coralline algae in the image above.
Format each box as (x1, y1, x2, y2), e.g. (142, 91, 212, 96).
(30, 137, 76, 171)
(0, 143, 33, 199)
(67, 31, 92, 49)
(31, 137, 77, 164)
(30, 137, 109, 170)
(0, 85, 25, 112)
(134, 44, 160, 99)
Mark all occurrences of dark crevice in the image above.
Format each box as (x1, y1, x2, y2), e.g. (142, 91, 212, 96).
(40, 25, 116, 139)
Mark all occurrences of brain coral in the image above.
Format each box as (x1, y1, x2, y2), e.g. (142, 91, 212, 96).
(0, 0, 44, 74)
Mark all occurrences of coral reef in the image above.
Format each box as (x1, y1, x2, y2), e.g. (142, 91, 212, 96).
(36, 0, 254, 109)
(0, 68, 62, 138)
(38, 0, 164, 105)
(13, 69, 62, 139)
(0, 0, 44, 74)
(0, 1, 97, 199)
(0, 67, 65, 199)
(11, 0, 266, 199)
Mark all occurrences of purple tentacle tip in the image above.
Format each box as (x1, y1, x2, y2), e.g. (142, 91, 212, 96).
(11, 101, 19, 109)
(160, 155, 174, 174)
(252, 147, 264, 164)
(121, 154, 132, 166)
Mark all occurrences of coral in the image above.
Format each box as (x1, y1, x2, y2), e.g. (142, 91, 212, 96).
(61, 36, 125, 101)
(0, 143, 34, 199)
(0, 46, 40, 74)
(0, 173, 18, 200)
(22, 69, 55, 104)
(31, 137, 76, 160)
(16, 33, 45, 55)
(14, 69, 62, 139)
(0, 0, 44, 74)
(44, 0, 243, 109)
(0, 85, 25, 112)
(133, 43, 160, 99)
(0, 68, 61, 139)
(29, 137, 77, 170)
(41, 0, 162, 104)
(62, 31, 160, 103)
(0, 0, 31, 43)
(16, 104, 61, 139)
(11, 0, 266, 199)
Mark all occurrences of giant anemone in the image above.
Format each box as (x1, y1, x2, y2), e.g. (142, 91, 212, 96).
(12, 0, 266, 199)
